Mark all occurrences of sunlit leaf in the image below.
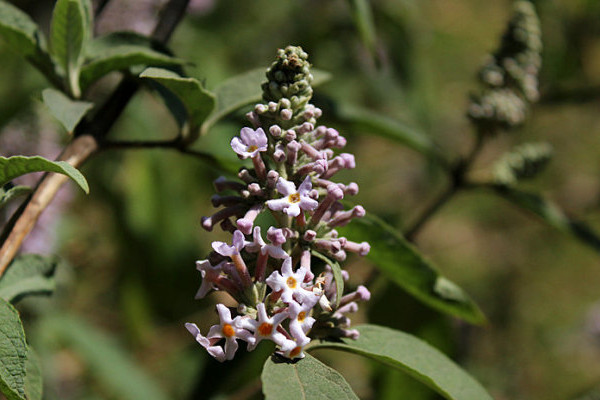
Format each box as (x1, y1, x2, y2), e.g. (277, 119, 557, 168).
(0, 186, 31, 210)
(201, 67, 331, 135)
(0, 298, 27, 400)
(42, 88, 93, 132)
(80, 32, 185, 90)
(311, 250, 344, 309)
(0, 1, 58, 86)
(262, 353, 358, 400)
(0, 156, 89, 194)
(336, 213, 486, 324)
(310, 325, 492, 400)
(0, 254, 58, 304)
(39, 314, 170, 400)
(24, 346, 42, 400)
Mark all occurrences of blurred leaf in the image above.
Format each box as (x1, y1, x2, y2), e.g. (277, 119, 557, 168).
(0, 1, 59, 86)
(311, 250, 343, 309)
(24, 346, 42, 400)
(42, 88, 93, 132)
(0, 186, 31, 210)
(40, 314, 170, 400)
(50, 0, 88, 97)
(347, 0, 378, 60)
(334, 104, 438, 158)
(493, 142, 553, 186)
(492, 185, 600, 253)
(80, 32, 185, 90)
(336, 213, 486, 324)
(262, 353, 358, 400)
(0, 297, 27, 400)
(0, 156, 89, 194)
(140, 67, 216, 142)
(310, 325, 492, 400)
(0, 254, 58, 303)
(201, 67, 331, 135)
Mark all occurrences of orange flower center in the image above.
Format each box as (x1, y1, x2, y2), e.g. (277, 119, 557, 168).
(286, 276, 297, 289)
(247, 145, 258, 152)
(289, 346, 302, 358)
(222, 323, 235, 338)
(288, 193, 300, 203)
(298, 311, 306, 322)
(258, 322, 273, 336)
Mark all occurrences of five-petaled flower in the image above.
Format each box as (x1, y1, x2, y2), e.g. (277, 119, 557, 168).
(242, 302, 289, 350)
(266, 257, 320, 306)
(230, 127, 268, 159)
(265, 176, 318, 217)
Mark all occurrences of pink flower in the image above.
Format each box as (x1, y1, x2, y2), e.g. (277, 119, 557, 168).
(245, 226, 288, 259)
(242, 303, 289, 350)
(287, 300, 316, 343)
(194, 259, 223, 299)
(266, 257, 319, 306)
(265, 177, 318, 217)
(230, 127, 268, 159)
(211, 230, 247, 257)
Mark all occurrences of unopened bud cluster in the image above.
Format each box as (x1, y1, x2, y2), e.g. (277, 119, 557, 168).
(186, 46, 370, 362)
(493, 142, 553, 186)
(468, 1, 542, 132)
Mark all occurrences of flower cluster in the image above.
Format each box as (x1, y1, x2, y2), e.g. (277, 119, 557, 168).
(185, 46, 370, 361)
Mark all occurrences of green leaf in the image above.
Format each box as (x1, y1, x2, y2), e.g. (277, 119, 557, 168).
(336, 213, 486, 325)
(50, 0, 88, 97)
(0, 156, 89, 194)
(140, 67, 216, 143)
(334, 104, 438, 158)
(201, 67, 331, 135)
(0, 1, 59, 86)
(80, 32, 185, 90)
(42, 88, 93, 132)
(39, 314, 170, 400)
(0, 297, 27, 400)
(492, 185, 600, 253)
(311, 250, 344, 309)
(0, 186, 31, 210)
(24, 346, 42, 400)
(0, 254, 58, 303)
(310, 325, 492, 400)
(262, 353, 358, 400)
(347, 0, 377, 59)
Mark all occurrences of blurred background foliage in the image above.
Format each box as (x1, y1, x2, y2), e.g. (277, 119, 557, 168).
(2, 0, 600, 399)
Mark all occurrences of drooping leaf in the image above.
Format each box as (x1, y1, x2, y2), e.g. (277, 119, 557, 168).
(310, 325, 492, 400)
(0, 186, 31, 210)
(80, 32, 185, 90)
(311, 250, 344, 309)
(24, 346, 42, 400)
(201, 67, 331, 135)
(492, 185, 600, 253)
(0, 254, 58, 303)
(333, 104, 438, 159)
(38, 314, 170, 400)
(0, 297, 27, 400)
(347, 0, 378, 59)
(336, 213, 486, 325)
(0, 156, 89, 193)
(262, 353, 358, 400)
(42, 88, 93, 133)
(0, 1, 59, 86)
(139, 67, 216, 142)
(50, 0, 88, 97)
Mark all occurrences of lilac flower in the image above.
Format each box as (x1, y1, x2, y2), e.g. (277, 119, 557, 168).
(245, 226, 288, 259)
(242, 303, 289, 350)
(212, 230, 247, 257)
(230, 127, 268, 159)
(195, 259, 222, 299)
(279, 335, 311, 360)
(287, 301, 316, 343)
(266, 177, 318, 217)
(266, 257, 319, 306)
(184, 323, 227, 362)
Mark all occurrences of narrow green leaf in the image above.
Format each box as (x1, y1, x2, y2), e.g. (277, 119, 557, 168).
(0, 156, 89, 194)
(201, 67, 331, 135)
(140, 67, 216, 142)
(492, 185, 600, 253)
(50, 0, 87, 97)
(80, 32, 185, 90)
(39, 314, 170, 400)
(310, 325, 492, 400)
(24, 346, 42, 400)
(0, 1, 59, 86)
(0, 254, 58, 303)
(336, 213, 486, 324)
(0, 297, 27, 400)
(311, 250, 344, 309)
(347, 0, 377, 58)
(262, 353, 359, 400)
(0, 186, 31, 210)
(334, 104, 438, 158)
(42, 88, 93, 132)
